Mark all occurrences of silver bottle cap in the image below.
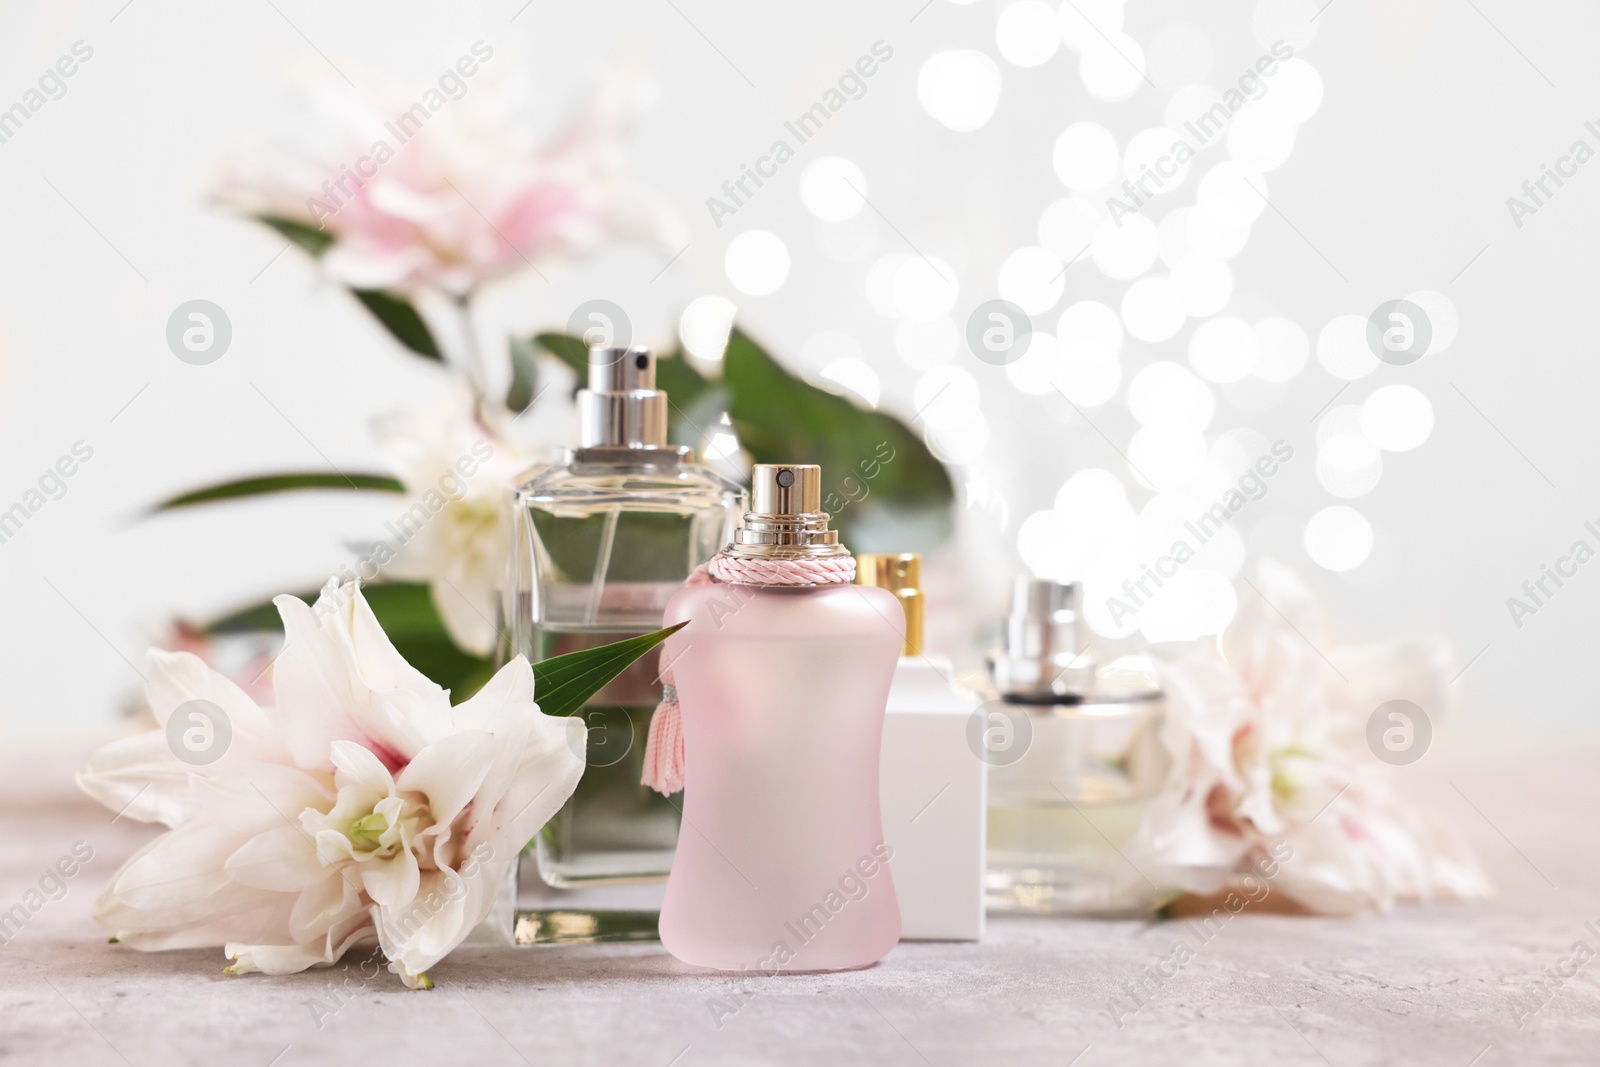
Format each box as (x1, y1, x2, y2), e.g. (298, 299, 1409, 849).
(577, 345, 669, 449)
(728, 464, 848, 559)
(988, 577, 1094, 700)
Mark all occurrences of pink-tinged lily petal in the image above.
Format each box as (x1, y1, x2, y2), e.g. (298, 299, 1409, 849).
(94, 822, 295, 953)
(330, 739, 398, 796)
(81, 571, 590, 986)
(271, 584, 439, 769)
(76, 649, 290, 828)
(395, 731, 497, 836)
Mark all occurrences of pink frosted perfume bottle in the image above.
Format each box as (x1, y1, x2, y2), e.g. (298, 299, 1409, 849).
(657, 464, 903, 972)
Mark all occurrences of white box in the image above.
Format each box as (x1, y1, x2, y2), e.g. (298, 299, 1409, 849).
(879, 656, 986, 941)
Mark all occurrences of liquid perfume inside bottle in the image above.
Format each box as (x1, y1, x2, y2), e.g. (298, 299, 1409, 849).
(510, 345, 744, 902)
(979, 578, 1171, 916)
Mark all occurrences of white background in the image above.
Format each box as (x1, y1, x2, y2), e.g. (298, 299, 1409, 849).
(1, 0, 1595, 747)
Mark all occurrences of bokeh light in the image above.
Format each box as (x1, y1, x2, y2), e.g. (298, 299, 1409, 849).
(1121, 276, 1185, 342)
(1304, 505, 1374, 572)
(1360, 384, 1435, 452)
(1039, 197, 1103, 261)
(678, 295, 737, 363)
(865, 253, 910, 317)
(1128, 361, 1214, 431)
(1252, 317, 1309, 382)
(1124, 127, 1192, 194)
(1405, 289, 1460, 355)
(818, 357, 881, 407)
(1080, 32, 1146, 101)
(1053, 123, 1120, 192)
(1316, 314, 1379, 380)
(724, 230, 789, 295)
(997, 1, 1061, 67)
(1196, 162, 1267, 223)
(1091, 214, 1160, 279)
(893, 256, 960, 320)
(798, 157, 868, 221)
(998, 246, 1066, 314)
(895, 317, 958, 370)
(1188, 316, 1260, 383)
(918, 50, 1003, 132)
(1170, 256, 1233, 317)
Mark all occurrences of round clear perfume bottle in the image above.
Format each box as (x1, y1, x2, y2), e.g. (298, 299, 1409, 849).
(977, 578, 1172, 916)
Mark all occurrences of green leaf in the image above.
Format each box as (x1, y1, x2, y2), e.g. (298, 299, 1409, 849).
(258, 215, 335, 257)
(155, 472, 404, 512)
(254, 215, 442, 362)
(534, 332, 589, 388)
(655, 346, 713, 412)
(352, 289, 443, 360)
(531, 622, 686, 717)
(506, 336, 541, 413)
(722, 328, 954, 550)
(200, 583, 686, 713)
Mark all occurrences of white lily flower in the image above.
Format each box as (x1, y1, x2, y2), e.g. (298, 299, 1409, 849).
(1140, 559, 1491, 914)
(370, 388, 539, 657)
(78, 578, 585, 988)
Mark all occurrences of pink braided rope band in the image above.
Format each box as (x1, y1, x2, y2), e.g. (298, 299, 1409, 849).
(641, 552, 857, 795)
(706, 553, 857, 586)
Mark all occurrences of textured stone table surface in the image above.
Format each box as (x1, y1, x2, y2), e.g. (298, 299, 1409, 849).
(2, 739, 1596, 1067)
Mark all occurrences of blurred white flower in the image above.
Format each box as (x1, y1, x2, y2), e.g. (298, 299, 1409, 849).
(215, 52, 684, 293)
(1141, 559, 1490, 914)
(79, 579, 584, 988)
(371, 387, 536, 657)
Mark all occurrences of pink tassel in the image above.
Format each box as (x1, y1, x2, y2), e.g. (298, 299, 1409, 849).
(641, 676, 686, 796)
(641, 564, 711, 796)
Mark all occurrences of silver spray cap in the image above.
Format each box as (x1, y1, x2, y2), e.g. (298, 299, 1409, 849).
(727, 464, 849, 559)
(988, 577, 1094, 700)
(577, 345, 669, 449)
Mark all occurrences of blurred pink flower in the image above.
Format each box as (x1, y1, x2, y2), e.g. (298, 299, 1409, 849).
(215, 51, 684, 294)
(1140, 559, 1490, 914)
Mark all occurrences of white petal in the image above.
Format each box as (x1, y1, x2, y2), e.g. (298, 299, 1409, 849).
(373, 868, 470, 985)
(271, 588, 441, 769)
(226, 912, 377, 976)
(360, 851, 421, 910)
(225, 825, 328, 891)
(330, 740, 397, 796)
(395, 731, 496, 836)
(76, 731, 197, 829)
(287, 869, 367, 944)
(78, 650, 288, 828)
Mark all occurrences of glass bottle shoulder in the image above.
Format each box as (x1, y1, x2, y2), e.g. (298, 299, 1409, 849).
(518, 449, 745, 514)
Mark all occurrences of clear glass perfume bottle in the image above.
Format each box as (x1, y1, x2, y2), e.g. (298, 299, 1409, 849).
(977, 578, 1171, 916)
(510, 345, 744, 908)
(658, 465, 903, 972)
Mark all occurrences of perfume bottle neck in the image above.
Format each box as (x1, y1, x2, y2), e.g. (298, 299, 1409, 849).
(578, 345, 669, 448)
